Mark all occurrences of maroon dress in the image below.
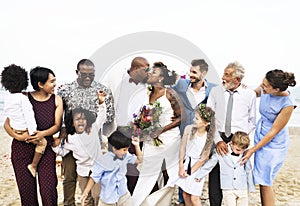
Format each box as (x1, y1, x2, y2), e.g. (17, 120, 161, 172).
(11, 93, 58, 206)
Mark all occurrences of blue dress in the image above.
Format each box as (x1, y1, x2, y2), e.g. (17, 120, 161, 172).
(254, 92, 296, 186)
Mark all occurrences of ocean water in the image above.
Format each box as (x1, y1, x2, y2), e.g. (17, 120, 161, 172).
(0, 87, 299, 127)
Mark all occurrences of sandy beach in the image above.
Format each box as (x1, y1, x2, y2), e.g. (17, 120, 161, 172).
(0, 126, 299, 206)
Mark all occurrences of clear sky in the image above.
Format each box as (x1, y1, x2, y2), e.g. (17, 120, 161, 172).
(1, 0, 300, 88)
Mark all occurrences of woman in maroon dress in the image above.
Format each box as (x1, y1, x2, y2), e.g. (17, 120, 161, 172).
(4, 66, 63, 206)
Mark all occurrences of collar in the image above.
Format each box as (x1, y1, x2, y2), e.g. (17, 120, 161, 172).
(108, 151, 124, 161)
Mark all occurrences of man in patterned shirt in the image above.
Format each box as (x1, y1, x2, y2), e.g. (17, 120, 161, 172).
(57, 59, 115, 206)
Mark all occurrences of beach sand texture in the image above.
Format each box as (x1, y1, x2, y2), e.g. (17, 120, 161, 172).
(0, 127, 299, 206)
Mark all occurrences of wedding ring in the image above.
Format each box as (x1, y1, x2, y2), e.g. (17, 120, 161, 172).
(39, 140, 42, 143)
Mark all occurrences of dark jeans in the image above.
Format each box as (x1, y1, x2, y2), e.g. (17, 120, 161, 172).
(178, 187, 184, 203)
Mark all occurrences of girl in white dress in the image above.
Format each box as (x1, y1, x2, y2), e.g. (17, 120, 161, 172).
(176, 104, 215, 206)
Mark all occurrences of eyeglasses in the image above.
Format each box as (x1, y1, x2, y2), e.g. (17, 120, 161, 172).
(79, 72, 95, 79)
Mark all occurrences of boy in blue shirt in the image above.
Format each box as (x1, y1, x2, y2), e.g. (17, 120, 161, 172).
(195, 131, 255, 206)
(80, 130, 142, 206)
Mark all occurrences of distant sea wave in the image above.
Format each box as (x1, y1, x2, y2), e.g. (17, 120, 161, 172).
(0, 87, 299, 127)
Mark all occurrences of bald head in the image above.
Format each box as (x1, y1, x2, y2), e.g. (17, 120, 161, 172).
(128, 57, 150, 84)
(130, 57, 149, 72)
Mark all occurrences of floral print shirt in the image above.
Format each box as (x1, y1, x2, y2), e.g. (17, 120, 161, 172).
(57, 80, 115, 124)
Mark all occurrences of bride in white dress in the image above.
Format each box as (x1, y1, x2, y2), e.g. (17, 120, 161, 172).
(132, 62, 183, 206)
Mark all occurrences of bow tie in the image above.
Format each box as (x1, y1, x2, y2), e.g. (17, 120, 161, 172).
(231, 152, 240, 157)
(113, 155, 123, 161)
(129, 78, 139, 85)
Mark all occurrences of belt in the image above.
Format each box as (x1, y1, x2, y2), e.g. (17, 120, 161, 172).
(219, 132, 233, 143)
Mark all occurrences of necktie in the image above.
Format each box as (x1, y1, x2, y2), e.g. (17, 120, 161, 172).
(225, 90, 235, 137)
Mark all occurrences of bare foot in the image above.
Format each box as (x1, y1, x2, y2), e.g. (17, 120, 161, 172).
(27, 164, 36, 177)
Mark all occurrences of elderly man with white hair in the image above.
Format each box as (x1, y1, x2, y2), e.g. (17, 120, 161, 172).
(206, 61, 256, 206)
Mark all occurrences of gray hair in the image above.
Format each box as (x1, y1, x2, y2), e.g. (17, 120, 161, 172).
(226, 61, 245, 81)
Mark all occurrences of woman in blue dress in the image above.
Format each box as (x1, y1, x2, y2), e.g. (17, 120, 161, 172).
(241, 69, 296, 206)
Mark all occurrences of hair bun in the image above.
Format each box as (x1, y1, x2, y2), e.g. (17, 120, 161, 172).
(153, 62, 167, 68)
(284, 72, 296, 87)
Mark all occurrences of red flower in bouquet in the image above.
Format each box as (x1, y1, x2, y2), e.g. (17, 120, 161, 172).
(130, 100, 163, 146)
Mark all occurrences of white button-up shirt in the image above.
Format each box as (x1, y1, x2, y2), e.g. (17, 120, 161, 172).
(115, 74, 148, 126)
(207, 85, 256, 143)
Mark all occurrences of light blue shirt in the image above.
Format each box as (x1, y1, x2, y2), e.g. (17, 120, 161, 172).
(195, 144, 255, 192)
(91, 151, 137, 204)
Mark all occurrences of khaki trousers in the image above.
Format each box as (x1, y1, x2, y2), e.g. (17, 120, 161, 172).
(62, 152, 77, 206)
(222, 189, 249, 206)
(99, 192, 133, 206)
(78, 175, 101, 206)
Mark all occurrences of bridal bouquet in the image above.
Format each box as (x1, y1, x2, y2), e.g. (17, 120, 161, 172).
(120, 101, 163, 146)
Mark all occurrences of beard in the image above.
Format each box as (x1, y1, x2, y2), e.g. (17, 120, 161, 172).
(222, 81, 236, 90)
(190, 76, 202, 87)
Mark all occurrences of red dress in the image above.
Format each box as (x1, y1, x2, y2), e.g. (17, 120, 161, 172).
(11, 93, 57, 206)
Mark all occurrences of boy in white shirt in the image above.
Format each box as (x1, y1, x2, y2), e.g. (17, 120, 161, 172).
(1, 64, 46, 177)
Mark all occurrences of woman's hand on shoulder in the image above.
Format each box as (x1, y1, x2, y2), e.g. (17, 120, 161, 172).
(239, 148, 254, 165)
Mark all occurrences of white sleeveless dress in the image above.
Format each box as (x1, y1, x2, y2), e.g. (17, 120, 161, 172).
(132, 89, 181, 206)
(175, 132, 207, 196)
